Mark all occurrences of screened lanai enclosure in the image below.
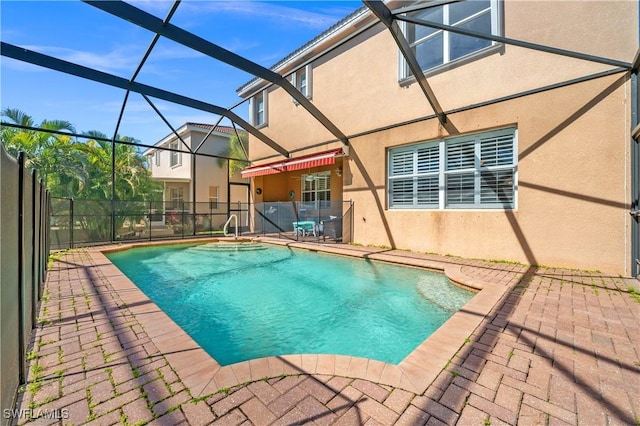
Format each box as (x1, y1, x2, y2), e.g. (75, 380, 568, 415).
(1, 2, 638, 255)
(1, 0, 639, 421)
(1, 0, 637, 254)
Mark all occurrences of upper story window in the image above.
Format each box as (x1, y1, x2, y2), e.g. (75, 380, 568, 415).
(154, 150, 160, 167)
(250, 90, 268, 127)
(291, 64, 313, 102)
(388, 127, 516, 210)
(400, 0, 501, 79)
(169, 141, 181, 168)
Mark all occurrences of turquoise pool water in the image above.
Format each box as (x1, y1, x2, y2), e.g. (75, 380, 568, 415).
(106, 243, 473, 365)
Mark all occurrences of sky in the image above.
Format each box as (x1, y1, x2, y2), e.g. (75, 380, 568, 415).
(0, 0, 363, 146)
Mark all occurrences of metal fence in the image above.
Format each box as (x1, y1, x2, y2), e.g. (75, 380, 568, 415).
(50, 199, 251, 249)
(1, 149, 50, 424)
(49, 199, 354, 248)
(0, 148, 354, 422)
(252, 201, 354, 243)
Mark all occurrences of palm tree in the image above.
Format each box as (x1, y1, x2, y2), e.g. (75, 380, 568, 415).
(75, 131, 162, 240)
(2, 108, 163, 241)
(78, 131, 160, 200)
(0, 108, 83, 195)
(217, 132, 249, 178)
(1, 108, 75, 159)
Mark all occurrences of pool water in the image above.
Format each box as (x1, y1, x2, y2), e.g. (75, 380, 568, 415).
(106, 243, 473, 365)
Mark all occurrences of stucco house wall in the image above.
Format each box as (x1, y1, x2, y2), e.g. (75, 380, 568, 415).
(239, 0, 638, 275)
(145, 124, 246, 216)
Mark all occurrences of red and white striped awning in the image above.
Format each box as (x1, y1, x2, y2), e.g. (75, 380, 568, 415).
(241, 148, 344, 178)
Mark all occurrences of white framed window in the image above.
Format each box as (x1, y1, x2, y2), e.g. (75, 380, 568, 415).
(301, 172, 331, 209)
(169, 186, 184, 210)
(388, 128, 516, 210)
(169, 141, 181, 168)
(209, 185, 219, 210)
(291, 64, 313, 102)
(400, 0, 501, 79)
(154, 150, 160, 167)
(250, 90, 268, 127)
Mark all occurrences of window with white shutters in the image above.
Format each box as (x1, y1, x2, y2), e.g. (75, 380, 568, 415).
(301, 172, 331, 209)
(388, 128, 516, 209)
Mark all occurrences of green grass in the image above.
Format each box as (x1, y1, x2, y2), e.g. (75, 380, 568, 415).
(487, 258, 524, 265)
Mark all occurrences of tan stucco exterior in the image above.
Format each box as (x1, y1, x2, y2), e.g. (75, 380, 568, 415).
(239, 1, 638, 275)
(145, 124, 248, 218)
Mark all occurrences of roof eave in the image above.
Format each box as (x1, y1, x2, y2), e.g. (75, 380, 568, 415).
(236, 6, 373, 98)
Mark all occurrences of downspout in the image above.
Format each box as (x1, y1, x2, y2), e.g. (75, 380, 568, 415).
(111, 138, 116, 242)
(192, 152, 196, 236)
(631, 71, 639, 277)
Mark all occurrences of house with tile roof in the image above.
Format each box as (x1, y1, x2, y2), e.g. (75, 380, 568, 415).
(236, 0, 639, 275)
(144, 122, 248, 233)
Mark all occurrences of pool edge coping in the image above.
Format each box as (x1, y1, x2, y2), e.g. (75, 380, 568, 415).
(87, 238, 515, 396)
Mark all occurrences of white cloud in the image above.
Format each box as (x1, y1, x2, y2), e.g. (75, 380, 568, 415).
(21, 44, 142, 74)
(14, 42, 215, 77)
(126, 0, 175, 16)
(215, 38, 261, 53)
(180, 1, 349, 30)
(150, 44, 207, 60)
(1, 57, 48, 73)
(89, 100, 169, 114)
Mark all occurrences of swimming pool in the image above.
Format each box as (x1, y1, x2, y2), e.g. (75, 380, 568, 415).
(106, 242, 473, 366)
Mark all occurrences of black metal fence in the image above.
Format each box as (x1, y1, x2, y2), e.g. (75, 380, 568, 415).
(0, 148, 354, 423)
(49, 199, 354, 248)
(1, 149, 50, 423)
(50, 199, 251, 249)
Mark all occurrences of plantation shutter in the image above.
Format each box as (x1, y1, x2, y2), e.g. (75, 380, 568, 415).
(389, 149, 413, 208)
(480, 134, 513, 166)
(416, 145, 439, 206)
(480, 170, 514, 205)
(390, 178, 414, 207)
(479, 133, 515, 206)
(446, 174, 475, 205)
(388, 127, 516, 210)
(390, 150, 414, 176)
(446, 139, 475, 170)
(446, 139, 475, 206)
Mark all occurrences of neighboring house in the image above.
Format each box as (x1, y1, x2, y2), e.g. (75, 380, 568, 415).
(144, 123, 248, 231)
(237, 0, 639, 275)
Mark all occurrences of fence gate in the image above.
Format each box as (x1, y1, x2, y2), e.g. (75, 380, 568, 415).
(229, 182, 250, 234)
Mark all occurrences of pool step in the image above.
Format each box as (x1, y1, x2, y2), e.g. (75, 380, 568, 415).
(189, 243, 267, 253)
(416, 280, 471, 313)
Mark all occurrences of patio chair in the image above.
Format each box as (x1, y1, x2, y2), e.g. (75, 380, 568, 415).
(293, 221, 316, 237)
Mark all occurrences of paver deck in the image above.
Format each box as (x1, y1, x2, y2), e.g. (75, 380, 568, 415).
(10, 238, 640, 425)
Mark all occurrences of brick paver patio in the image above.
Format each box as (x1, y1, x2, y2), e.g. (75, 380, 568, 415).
(11, 240, 639, 425)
